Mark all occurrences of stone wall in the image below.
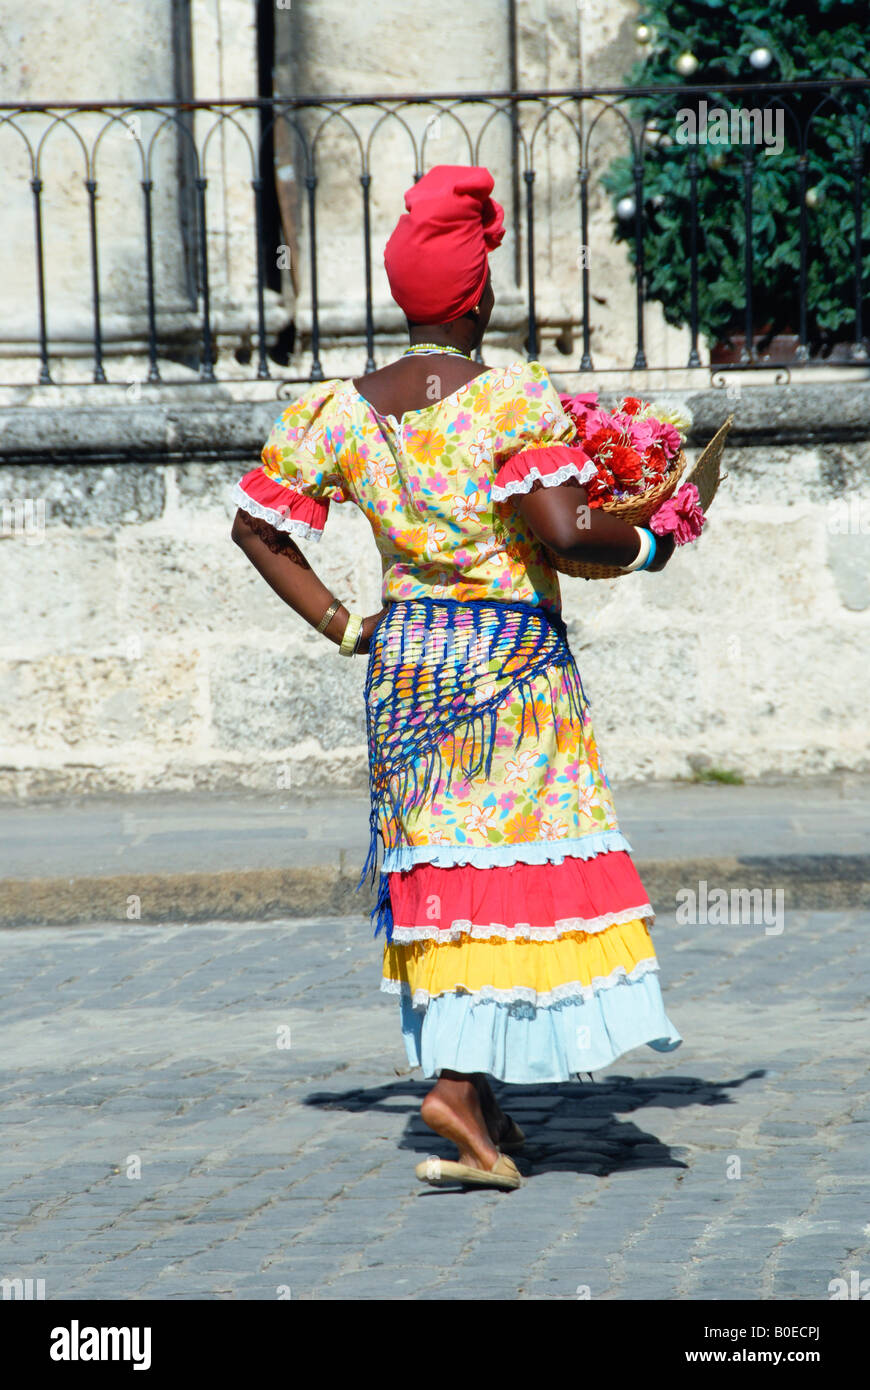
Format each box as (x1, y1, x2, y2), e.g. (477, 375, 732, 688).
(1, 383, 868, 800)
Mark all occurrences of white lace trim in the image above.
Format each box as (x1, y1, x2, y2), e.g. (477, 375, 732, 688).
(491, 457, 597, 501)
(380, 956, 660, 1009)
(382, 829, 632, 872)
(230, 483, 325, 541)
(388, 903, 655, 943)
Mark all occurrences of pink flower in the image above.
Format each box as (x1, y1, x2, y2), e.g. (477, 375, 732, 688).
(649, 482, 706, 545)
(622, 416, 657, 454)
(561, 391, 598, 412)
(582, 407, 614, 437)
(656, 422, 682, 458)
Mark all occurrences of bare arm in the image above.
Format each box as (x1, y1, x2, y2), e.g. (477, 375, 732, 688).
(231, 510, 387, 651)
(514, 479, 674, 572)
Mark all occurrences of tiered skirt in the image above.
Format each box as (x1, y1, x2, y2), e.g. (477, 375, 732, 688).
(366, 599, 682, 1084)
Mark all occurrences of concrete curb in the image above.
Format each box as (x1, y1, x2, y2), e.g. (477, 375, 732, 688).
(2, 854, 867, 928)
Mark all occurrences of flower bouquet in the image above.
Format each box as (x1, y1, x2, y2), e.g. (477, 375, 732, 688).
(548, 391, 732, 580)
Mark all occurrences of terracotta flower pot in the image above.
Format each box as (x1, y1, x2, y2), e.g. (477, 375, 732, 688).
(711, 323, 801, 364)
(712, 320, 863, 363)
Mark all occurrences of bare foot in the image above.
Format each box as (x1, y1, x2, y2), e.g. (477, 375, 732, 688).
(420, 1071, 501, 1170)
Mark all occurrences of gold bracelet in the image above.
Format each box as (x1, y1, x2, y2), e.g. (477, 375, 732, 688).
(339, 612, 363, 656)
(315, 598, 341, 634)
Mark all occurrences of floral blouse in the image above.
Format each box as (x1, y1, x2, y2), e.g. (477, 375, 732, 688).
(232, 359, 596, 614)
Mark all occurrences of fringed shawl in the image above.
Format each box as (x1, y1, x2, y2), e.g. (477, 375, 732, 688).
(358, 597, 586, 942)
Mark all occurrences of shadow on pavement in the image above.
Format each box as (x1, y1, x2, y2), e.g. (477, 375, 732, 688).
(305, 1069, 765, 1179)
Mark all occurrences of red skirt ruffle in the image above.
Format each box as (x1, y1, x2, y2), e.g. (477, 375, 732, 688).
(387, 849, 653, 940)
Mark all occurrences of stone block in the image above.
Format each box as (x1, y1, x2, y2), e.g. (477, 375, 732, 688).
(0, 649, 202, 752)
(0, 463, 164, 527)
(210, 644, 366, 752)
(0, 535, 117, 653)
(826, 528, 870, 611)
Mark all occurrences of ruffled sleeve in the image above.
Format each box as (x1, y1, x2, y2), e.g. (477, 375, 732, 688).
(491, 361, 596, 502)
(231, 381, 349, 543)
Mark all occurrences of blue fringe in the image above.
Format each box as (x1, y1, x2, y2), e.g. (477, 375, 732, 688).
(358, 597, 588, 941)
(371, 870, 394, 943)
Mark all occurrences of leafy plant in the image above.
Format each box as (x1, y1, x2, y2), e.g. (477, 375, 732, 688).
(602, 0, 870, 349)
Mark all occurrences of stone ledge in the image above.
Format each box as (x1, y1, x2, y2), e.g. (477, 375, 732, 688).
(0, 403, 280, 466)
(676, 384, 870, 447)
(0, 383, 869, 464)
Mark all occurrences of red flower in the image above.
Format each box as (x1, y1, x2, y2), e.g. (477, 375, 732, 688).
(586, 465, 616, 504)
(645, 443, 668, 476)
(621, 396, 643, 415)
(585, 426, 620, 456)
(610, 446, 644, 483)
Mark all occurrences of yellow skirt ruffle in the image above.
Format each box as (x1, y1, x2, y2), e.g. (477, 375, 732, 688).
(382, 915, 657, 1006)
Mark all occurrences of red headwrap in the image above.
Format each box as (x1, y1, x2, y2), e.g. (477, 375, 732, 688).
(383, 165, 505, 325)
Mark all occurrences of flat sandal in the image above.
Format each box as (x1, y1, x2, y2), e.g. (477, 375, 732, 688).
(415, 1152, 522, 1191)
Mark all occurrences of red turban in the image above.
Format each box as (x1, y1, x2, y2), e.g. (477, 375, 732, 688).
(383, 165, 505, 324)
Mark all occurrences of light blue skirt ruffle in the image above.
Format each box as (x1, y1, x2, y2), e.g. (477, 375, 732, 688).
(399, 973, 682, 1083)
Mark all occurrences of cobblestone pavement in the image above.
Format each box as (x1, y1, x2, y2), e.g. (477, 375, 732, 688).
(0, 909, 867, 1301)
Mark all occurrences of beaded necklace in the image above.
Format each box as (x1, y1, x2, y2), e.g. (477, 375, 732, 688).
(402, 343, 473, 360)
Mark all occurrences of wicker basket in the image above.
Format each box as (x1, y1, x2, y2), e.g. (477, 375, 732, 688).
(547, 414, 734, 581)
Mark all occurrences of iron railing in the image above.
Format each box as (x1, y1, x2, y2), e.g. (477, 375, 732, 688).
(0, 81, 868, 387)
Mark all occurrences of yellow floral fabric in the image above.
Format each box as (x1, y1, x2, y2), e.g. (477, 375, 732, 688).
(256, 360, 578, 612)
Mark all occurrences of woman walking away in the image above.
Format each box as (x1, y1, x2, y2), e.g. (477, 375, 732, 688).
(231, 165, 682, 1192)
